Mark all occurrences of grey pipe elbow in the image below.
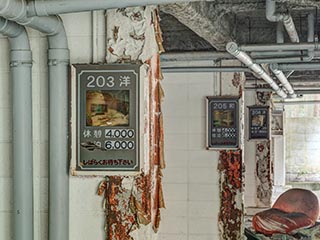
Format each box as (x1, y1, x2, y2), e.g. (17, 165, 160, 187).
(266, 0, 284, 22)
(27, 1, 49, 17)
(269, 63, 279, 73)
(226, 42, 240, 55)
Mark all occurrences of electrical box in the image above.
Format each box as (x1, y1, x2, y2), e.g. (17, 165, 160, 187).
(70, 64, 144, 176)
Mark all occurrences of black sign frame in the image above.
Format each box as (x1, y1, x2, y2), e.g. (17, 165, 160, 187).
(70, 64, 143, 175)
(206, 96, 239, 150)
(248, 105, 270, 140)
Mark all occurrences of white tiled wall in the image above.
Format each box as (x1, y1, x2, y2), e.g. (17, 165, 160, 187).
(159, 72, 220, 240)
(0, 12, 106, 240)
(0, 12, 230, 240)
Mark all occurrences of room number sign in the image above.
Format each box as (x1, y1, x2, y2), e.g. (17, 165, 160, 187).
(70, 64, 142, 174)
(206, 97, 239, 149)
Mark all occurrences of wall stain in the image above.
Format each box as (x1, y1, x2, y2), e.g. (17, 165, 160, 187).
(100, 7, 165, 239)
(218, 150, 244, 240)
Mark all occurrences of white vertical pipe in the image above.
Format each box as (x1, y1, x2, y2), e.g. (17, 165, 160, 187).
(0, 17, 33, 240)
(0, 2, 70, 238)
(11, 49, 33, 240)
(308, 12, 315, 43)
(48, 44, 70, 240)
(276, 22, 284, 44)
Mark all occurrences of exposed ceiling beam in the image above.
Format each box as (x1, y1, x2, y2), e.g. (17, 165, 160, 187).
(160, 2, 235, 50)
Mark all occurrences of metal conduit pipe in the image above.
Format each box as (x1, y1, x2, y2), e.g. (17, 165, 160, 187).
(239, 43, 316, 52)
(226, 42, 287, 98)
(283, 15, 299, 43)
(277, 22, 284, 44)
(0, 17, 33, 240)
(269, 15, 296, 98)
(27, 0, 190, 17)
(0, 2, 69, 240)
(161, 66, 251, 73)
(308, 12, 315, 43)
(276, 62, 320, 71)
(275, 14, 317, 71)
(270, 64, 296, 97)
(160, 50, 316, 63)
(161, 51, 233, 61)
(240, 43, 315, 62)
(266, 0, 299, 43)
(269, 12, 316, 98)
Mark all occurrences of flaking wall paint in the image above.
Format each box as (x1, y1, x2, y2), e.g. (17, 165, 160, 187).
(0, 12, 246, 240)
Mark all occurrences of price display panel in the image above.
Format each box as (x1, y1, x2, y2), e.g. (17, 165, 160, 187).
(206, 97, 239, 149)
(71, 64, 141, 172)
(248, 106, 270, 140)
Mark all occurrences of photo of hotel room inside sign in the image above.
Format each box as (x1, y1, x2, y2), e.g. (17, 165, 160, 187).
(86, 90, 129, 127)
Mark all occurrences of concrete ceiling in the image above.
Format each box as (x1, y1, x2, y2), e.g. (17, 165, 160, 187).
(159, 0, 320, 93)
(159, 0, 320, 51)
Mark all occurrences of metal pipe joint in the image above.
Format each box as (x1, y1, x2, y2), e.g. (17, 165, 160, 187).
(226, 42, 287, 98)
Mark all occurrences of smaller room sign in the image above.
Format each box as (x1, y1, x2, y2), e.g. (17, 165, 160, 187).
(248, 105, 270, 140)
(206, 97, 239, 150)
(70, 64, 142, 174)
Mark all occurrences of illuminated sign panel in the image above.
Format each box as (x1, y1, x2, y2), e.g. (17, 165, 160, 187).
(206, 97, 239, 149)
(248, 105, 270, 140)
(71, 64, 141, 173)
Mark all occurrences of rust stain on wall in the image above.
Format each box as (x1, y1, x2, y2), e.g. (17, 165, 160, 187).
(255, 91, 273, 207)
(99, 6, 165, 240)
(256, 141, 273, 206)
(218, 150, 244, 240)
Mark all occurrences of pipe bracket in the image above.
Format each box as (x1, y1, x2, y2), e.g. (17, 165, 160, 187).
(10, 60, 33, 67)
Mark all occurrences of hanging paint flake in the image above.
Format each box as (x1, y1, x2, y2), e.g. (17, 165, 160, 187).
(106, 6, 162, 63)
(99, 6, 165, 240)
(218, 150, 244, 240)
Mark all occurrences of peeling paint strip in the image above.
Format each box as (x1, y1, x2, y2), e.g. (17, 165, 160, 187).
(255, 92, 273, 207)
(101, 6, 165, 240)
(218, 150, 244, 240)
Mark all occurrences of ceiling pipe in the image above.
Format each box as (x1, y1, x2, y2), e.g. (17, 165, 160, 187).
(274, 100, 320, 105)
(161, 66, 250, 73)
(239, 42, 315, 63)
(275, 14, 316, 72)
(226, 42, 287, 98)
(270, 64, 296, 97)
(283, 15, 299, 43)
(27, 0, 190, 17)
(266, 0, 299, 43)
(276, 22, 284, 44)
(239, 43, 316, 52)
(0, 2, 70, 240)
(160, 50, 317, 63)
(308, 12, 315, 43)
(276, 62, 320, 71)
(0, 17, 33, 240)
(268, 11, 315, 98)
(269, 12, 297, 98)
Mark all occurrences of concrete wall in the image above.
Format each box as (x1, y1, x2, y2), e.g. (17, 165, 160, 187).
(159, 71, 221, 240)
(0, 12, 245, 240)
(0, 12, 106, 240)
(285, 100, 320, 180)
